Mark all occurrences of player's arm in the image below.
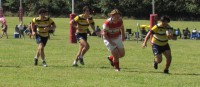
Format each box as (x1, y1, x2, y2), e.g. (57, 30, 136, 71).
(49, 21, 56, 30)
(70, 16, 79, 29)
(120, 25, 125, 41)
(103, 25, 116, 46)
(90, 22, 95, 32)
(142, 30, 152, 48)
(170, 32, 177, 40)
(31, 19, 36, 36)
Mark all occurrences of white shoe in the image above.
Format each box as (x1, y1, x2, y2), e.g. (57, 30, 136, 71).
(72, 60, 78, 66)
(42, 61, 48, 67)
(114, 68, 120, 72)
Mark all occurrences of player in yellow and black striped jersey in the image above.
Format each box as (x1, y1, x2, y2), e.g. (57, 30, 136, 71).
(70, 6, 95, 66)
(142, 15, 177, 74)
(73, 14, 94, 33)
(31, 8, 56, 67)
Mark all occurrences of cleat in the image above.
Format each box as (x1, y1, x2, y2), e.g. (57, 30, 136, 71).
(42, 61, 48, 67)
(107, 57, 114, 67)
(164, 69, 169, 74)
(154, 61, 158, 69)
(72, 60, 78, 67)
(34, 59, 38, 66)
(79, 57, 84, 65)
(114, 68, 120, 72)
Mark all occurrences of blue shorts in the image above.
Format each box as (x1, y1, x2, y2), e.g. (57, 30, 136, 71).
(35, 35, 49, 47)
(152, 44, 170, 56)
(75, 33, 87, 42)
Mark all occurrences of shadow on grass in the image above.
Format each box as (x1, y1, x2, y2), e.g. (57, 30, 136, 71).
(124, 69, 200, 76)
(0, 65, 20, 68)
(28, 65, 200, 76)
(172, 73, 200, 76)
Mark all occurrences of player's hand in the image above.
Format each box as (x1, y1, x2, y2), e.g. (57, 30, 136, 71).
(32, 32, 36, 36)
(141, 42, 147, 49)
(44, 27, 49, 32)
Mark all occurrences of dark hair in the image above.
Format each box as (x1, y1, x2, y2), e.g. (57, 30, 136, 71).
(83, 6, 90, 12)
(38, 8, 47, 14)
(160, 15, 170, 23)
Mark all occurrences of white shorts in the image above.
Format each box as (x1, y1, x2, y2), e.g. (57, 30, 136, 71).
(104, 36, 124, 51)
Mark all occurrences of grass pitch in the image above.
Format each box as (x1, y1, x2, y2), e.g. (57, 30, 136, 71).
(0, 17, 199, 87)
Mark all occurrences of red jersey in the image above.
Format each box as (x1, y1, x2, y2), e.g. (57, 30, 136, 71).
(103, 18, 123, 38)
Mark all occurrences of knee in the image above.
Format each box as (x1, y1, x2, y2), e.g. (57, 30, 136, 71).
(84, 44, 90, 50)
(38, 44, 44, 50)
(156, 57, 162, 63)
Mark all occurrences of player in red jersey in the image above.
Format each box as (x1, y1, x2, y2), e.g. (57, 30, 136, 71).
(102, 9, 125, 71)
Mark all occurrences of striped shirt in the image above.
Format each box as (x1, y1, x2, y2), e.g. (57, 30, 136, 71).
(103, 18, 123, 38)
(74, 14, 94, 33)
(32, 16, 55, 37)
(151, 23, 173, 46)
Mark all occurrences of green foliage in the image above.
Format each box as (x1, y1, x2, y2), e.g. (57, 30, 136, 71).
(1, 0, 200, 20)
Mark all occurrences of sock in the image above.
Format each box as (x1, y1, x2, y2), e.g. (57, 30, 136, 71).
(109, 55, 113, 60)
(42, 58, 45, 62)
(34, 56, 38, 59)
(79, 55, 83, 58)
(114, 61, 119, 69)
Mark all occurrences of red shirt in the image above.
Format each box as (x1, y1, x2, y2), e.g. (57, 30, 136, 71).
(103, 18, 123, 38)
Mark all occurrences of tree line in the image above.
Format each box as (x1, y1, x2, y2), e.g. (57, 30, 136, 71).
(1, 0, 200, 20)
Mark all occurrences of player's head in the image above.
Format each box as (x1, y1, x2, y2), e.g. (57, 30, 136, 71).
(110, 9, 122, 16)
(160, 15, 170, 23)
(83, 6, 90, 15)
(38, 8, 47, 15)
(110, 9, 122, 22)
(160, 15, 170, 27)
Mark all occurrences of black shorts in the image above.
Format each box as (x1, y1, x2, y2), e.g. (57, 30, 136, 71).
(75, 33, 87, 42)
(152, 44, 170, 56)
(2, 29, 7, 32)
(48, 30, 54, 33)
(35, 35, 49, 47)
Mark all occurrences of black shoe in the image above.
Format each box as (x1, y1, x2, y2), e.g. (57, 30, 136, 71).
(107, 57, 114, 67)
(79, 57, 84, 65)
(154, 61, 158, 69)
(34, 59, 38, 66)
(42, 61, 48, 67)
(164, 69, 169, 74)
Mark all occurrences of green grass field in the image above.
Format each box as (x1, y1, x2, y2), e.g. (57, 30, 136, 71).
(0, 17, 200, 87)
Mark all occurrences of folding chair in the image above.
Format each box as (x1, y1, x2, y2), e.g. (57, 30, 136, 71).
(190, 32, 197, 40)
(125, 29, 133, 40)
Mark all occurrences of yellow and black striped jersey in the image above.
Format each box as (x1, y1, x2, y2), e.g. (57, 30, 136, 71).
(151, 23, 173, 46)
(32, 16, 55, 37)
(73, 14, 94, 33)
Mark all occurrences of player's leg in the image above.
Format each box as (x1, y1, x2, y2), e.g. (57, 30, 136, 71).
(5, 31, 8, 39)
(79, 39, 89, 65)
(110, 47, 120, 71)
(40, 36, 48, 67)
(152, 44, 163, 69)
(163, 50, 172, 73)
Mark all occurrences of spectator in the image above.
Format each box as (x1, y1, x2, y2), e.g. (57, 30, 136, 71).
(92, 25, 101, 36)
(183, 27, 190, 39)
(0, 22, 8, 39)
(175, 28, 182, 39)
(18, 23, 25, 39)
